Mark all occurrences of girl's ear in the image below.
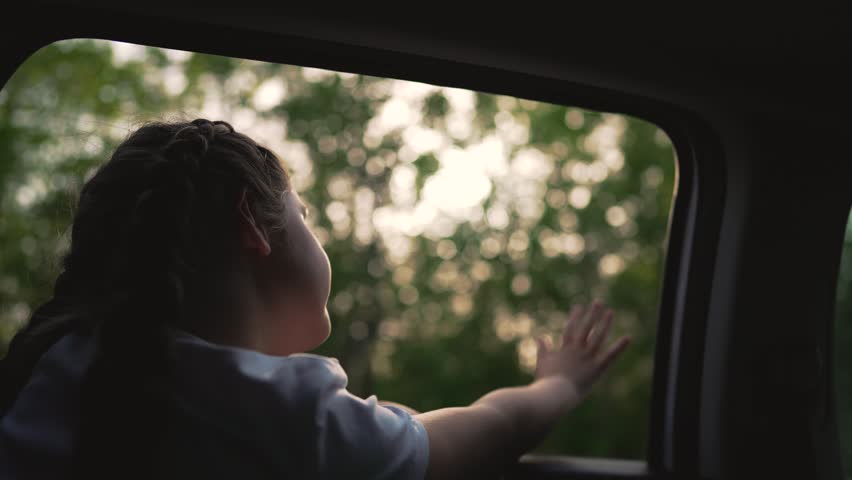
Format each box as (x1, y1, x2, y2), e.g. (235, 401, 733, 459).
(237, 187, 271, 256)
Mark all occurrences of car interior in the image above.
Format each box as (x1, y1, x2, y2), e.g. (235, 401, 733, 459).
(1, 5, 849, 480)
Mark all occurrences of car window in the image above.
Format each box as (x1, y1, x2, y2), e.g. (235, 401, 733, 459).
(0, 38, 676, 459)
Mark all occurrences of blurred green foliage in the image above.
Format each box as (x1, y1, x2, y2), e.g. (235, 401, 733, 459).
(835, 212, 852, 475)
(0, 39, 680, 459)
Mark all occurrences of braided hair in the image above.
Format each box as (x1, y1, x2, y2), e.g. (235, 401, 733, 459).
(0, 119, 293, 478)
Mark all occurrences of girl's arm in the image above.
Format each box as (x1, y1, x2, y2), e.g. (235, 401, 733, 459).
(414, 302, 631, 480)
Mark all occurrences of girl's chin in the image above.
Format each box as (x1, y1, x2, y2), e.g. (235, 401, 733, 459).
(297, 309, 332, 353)
(313, 308, 332, 347)
(267, 312, 331, 355)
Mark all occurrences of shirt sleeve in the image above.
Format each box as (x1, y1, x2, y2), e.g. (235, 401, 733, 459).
(299, 356, 430, 480)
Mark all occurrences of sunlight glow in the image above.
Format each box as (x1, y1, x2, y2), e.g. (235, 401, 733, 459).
(422, 147, 493, 217)
(110, 41, 147, 66)
(479, 235, 503, 259)
(606, 206, 628, 227)
(486, 204, 510, 230)
(301, 67, 336, 83)
(162, 48, 192, 63)
(493, 307, 534, 342)
(443, 87, 476, 140)
(353, 186, 376, 246)
(389, 164, 417, 207)
(511, 273, 532, 295)
(162, 65, 188, 96)
(327, 173, 355, 200)
(562, 233, 585, 257)
(402, 125, 445, 154)
(398, 285, 419, 305)
(470, 260, 492, 282)
(436, 239, 458, 260)
(564, 108, 585, 129)
(431, 261, 460, 291)
(451, 294, 473, 316)
(599, 254, 626, 277)
(14, 175, 47, 209)
(252, 77, 287, 111)
(517, 337, 538, 373)
(569, 186, 591, 209)
(642, 166, 664, 188)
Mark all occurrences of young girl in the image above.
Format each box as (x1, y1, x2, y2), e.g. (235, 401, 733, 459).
(0, 119, 631, 479)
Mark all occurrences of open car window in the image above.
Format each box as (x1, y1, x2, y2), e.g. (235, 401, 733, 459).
(0, 38, 676, 460)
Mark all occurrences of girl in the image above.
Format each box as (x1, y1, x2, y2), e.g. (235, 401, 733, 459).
(0, 119, 631, 479)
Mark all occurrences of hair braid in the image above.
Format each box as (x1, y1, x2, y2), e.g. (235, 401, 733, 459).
(0, 118, 293, 479)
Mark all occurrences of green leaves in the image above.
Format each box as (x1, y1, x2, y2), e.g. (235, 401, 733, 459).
(0, 38, 680, 459)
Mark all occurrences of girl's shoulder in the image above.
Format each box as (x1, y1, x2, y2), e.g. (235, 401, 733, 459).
(170, 328, 344, 375)
(19, 328, 352, 423)
(169, 329, 349, 409)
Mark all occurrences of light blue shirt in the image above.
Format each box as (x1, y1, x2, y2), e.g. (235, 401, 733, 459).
(0, 329, 430, 479)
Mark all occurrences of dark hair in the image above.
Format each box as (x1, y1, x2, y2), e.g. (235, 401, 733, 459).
(0, 118, 292, 477)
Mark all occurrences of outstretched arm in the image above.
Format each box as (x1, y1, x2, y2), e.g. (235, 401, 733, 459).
(414, 302, 631, 480)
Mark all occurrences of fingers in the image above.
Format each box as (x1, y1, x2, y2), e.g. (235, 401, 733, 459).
(561, 304, 585, 346)
(535, 334, 553, 355)
(535, 336, 546, 354)
(586, 309, 613, 354)
(597, 335, 631, 372)
(579, 301, 605, 346)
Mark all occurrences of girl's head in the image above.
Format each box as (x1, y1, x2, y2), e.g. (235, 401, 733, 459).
(66, 118, 332, 355)
(1, 118, 332, 478)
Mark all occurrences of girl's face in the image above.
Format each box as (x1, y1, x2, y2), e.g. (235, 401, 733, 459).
(261, 189, 332, 354)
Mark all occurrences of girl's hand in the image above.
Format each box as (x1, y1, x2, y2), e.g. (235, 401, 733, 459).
(417, 301, 630, 479)
(533, 301, 631, 404)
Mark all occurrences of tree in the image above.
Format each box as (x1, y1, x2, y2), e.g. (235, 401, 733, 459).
(0, 38, 680, 458)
